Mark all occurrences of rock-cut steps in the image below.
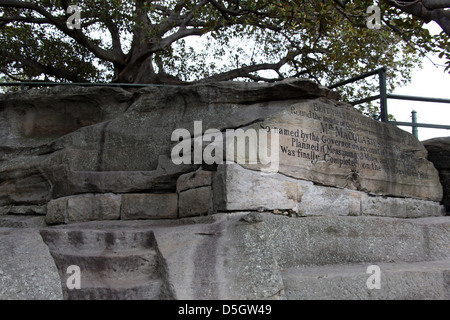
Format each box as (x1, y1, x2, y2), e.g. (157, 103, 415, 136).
(282, 259, 450, 300)
(273, 216, 450, 300)
(40, 226, 174, 300)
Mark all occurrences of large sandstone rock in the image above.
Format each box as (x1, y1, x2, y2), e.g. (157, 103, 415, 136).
(423, 137, 450, 169)
(0, 81, 449, 301)
(212, 164, 445, 218)
(423, 137, 450, 213)
(0, 212, 448, 300)
(0, 86, 132, 211)
(235, 99, 442, 201)
(0, 80, 335, 212)
(33, 213, 450, 300)
(0, 85, 132, 159)
(0, 79, 444, 221)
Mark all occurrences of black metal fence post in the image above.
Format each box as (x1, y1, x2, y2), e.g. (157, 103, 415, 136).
(327, 67, 450, 133)
(379, 67, 388, 122)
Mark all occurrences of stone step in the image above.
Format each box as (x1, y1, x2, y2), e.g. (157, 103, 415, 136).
(50, 249, 158, 278)
(281, 260, 450, 300)
(40, 228, 156, 251)
(64, 277, 166, 300)
(40, 225, 174, 300)
(261, 215, 450, 268)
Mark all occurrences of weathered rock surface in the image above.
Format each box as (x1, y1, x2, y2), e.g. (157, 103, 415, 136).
(40, 224, 174, 300)
(0, 215, 47, 228)
(46, 192, 179, 224)
(121, 193, 178, 220)
(282, 260, 450, 300)
(213, 164, 445, 218)
(237, 99, 442, 201)
(1, 80, 442, 217)
(178, 187, 213, 218)
(2, 213, 443, 300)
(423, 137, 450, 169)
(0, 212, 449, 300)
(1, 80, 448, 300)
(0, 227, 63, 299)
(0, 80, 333, 211)
(177, 170, 214, 217)
(46, 193, 121, 224)
(423, 137, 450, 213)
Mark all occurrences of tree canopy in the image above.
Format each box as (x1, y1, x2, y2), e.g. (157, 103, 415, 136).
(0, 0, 449, 100)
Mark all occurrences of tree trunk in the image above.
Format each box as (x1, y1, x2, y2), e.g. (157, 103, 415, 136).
(113, 54, 184, 84)
(112, 0, 185, 85)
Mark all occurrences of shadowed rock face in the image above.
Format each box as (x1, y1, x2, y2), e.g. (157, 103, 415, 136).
(0, 80, 335, 209)
(0, 79, 444, 222)
(40, 225, 174, 300)
(0, 80, 335, 213)
(423, 137, 450, 213)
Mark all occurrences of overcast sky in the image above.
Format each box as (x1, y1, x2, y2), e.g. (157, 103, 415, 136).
(389, 22, 450, 142)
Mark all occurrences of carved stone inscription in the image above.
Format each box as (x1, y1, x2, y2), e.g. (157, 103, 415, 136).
(245, 100, 442, 201)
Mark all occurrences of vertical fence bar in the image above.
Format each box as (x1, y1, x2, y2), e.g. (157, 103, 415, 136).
(327, 67, 450, 133)
(411, 110, 418, 139)
(379, 67, 388, 122)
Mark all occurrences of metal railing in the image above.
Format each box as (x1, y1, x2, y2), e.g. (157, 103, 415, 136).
(328, 67, 450, 138)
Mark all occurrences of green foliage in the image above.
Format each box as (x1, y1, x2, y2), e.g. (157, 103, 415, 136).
(0, 1, 114, 82)
(0, 0, 449, 119)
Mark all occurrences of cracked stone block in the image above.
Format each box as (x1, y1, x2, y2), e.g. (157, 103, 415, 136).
(46, 193, 121, 224)
(177, 170, 214, 193)
(121, 193, 178, 220)
(179, 187, 213, 218)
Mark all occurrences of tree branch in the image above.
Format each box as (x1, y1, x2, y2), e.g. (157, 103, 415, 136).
(0, 68, 24, 81)
(0, 15, 50, 25)
(0, 14, 101, 28)
(197, 49, 302, 83)
(420, 0, 450, 9)
(122, 0, 211, 78)
(385, 0, 450, 36)
(208, 0, 240, 19)
(0, 0, 126, 64)
(332, 0, 351, 9)
(104, 19, 124, 58)
(0, 49, 89, 82)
